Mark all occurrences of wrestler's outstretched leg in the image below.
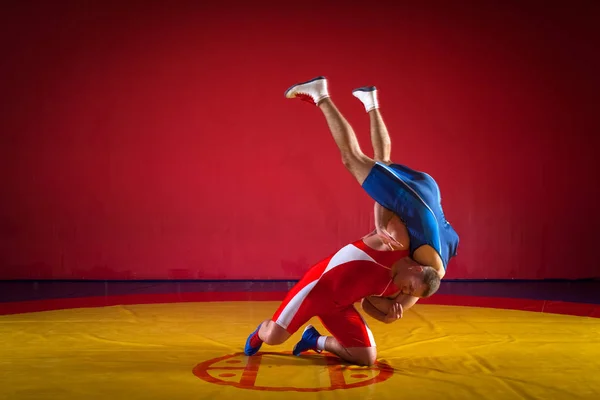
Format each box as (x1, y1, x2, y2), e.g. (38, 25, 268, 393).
(285, 77, 375, 185)
(352, 86, 405, 246)
(245, 272, 316, 356)
(285, 78, 401, 245)
(352, 86, 392, 164)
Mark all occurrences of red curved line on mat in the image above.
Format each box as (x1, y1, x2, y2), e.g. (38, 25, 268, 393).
(0, 292, 598, 318)
(191, 352, 394, 392)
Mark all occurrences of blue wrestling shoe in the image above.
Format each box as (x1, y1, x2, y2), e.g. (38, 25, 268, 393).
(292, 325, 323, 356)
(244, 324, 263, 356)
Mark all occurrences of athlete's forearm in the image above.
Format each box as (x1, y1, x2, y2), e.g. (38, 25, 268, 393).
(361, 297, 395, 323)
(394, 294, 419, 311)
(361, 298, 387, 322)
(365, 295, 394, 312)
(362, 294, 419, 322)
(374, 202, 394, 231)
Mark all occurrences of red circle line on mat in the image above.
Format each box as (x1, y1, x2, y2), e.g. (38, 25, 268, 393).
(192, 352, 393, 392)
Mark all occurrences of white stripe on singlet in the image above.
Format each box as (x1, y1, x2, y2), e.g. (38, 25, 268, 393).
(276, 243, 387, 329)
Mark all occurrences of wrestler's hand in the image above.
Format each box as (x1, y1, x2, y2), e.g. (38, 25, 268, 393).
(383, 302, 403, 323)
(377, 227, 403, 251)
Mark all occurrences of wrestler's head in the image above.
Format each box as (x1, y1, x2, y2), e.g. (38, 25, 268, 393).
(392, 257, 441, 298)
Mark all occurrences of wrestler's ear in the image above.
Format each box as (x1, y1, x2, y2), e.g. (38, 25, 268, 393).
(408, 265, 424, 273)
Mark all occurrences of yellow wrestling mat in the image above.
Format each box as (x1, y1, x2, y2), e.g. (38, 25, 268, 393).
(1, 301, 599, 399)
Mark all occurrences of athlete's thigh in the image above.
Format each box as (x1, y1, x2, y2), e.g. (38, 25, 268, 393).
(271, 278, 327, 335)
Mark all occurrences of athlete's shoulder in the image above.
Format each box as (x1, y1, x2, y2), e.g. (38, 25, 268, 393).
(413, 245, 445, 278)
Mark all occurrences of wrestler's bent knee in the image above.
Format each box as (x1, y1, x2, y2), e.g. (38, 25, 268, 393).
(349, 348, 377, 366)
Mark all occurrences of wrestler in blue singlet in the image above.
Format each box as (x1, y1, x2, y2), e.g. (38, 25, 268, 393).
(362, 162, 459, 268)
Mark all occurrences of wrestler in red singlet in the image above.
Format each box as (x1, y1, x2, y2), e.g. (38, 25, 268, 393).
(271, 239, 409, 348)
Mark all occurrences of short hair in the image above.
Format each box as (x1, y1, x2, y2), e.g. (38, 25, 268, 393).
(420, 267, 441, 297)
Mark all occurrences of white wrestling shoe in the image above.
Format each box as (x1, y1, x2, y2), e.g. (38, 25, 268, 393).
(352, 86, 379, 112)
(284, 76, 329, 106)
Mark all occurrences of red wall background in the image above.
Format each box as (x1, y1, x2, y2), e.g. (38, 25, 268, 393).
(1, 1, 599, 280)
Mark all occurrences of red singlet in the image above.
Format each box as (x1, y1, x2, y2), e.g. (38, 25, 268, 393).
(271, 239, 409, 347)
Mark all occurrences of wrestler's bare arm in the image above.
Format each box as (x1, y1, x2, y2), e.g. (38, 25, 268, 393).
(394, 294, 419, 310)
(361, 293, 420, 324)
(374, 202, 394, 234)
(413, 246, 446, 278)
(361, 296, 403, 324)
(361, 297, 389, 322)
(373, 202, 403, 250)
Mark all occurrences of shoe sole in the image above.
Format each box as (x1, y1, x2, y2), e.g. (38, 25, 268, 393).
(292, 343, 301, 356)
(352, 86, 376, 93)
(284, 76, 326, 98)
